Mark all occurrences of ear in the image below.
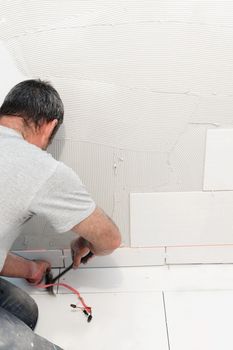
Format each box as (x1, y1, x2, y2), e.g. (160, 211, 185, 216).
(48, 119, 58, 136)
(43, 119, 58, 138)
(41, 119, 58, 148)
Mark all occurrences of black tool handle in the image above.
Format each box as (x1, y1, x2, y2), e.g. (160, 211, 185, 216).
(52, 263, 73, 283)
(52, 251, 94, 283)
(80, 251, 94, 264)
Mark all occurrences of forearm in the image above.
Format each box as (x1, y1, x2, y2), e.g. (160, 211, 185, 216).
(88, 213, 121, 255)
(83, 232, 120, 256)
(87, 243, 115, 256)
(72, 207, 122, 256)
(0, 253, 34, 279)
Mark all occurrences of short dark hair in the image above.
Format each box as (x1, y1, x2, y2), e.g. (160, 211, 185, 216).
(0, 79, 64, 128)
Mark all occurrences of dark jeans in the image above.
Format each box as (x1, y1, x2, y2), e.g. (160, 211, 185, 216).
(0, 277, 64, 350)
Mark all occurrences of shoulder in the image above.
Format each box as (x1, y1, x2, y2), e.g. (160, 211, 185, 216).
(5, 137, 60, 184)
(18, 138, 58, 169)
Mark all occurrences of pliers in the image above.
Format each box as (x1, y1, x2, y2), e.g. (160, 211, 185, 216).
(45, 251, 94, 295)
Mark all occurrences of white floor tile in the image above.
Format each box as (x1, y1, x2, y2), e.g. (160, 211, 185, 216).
(57, 266, 162, 293)
(165, 264, 233, 291)
(56, 264, 233, 294)
(12, 265, 233, 350)
(164, 290, 233, 350)
(6, 265, 233, 297)
(33, 292, 169, 350)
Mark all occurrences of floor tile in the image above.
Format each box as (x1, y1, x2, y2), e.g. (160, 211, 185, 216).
(6, 264, 233, 297)
(56, 264, 233, 294)
(33, 292, 169, 350)
(57, 266, 167, 294)
(165, 264, 233, 291)
(164, 290, 233, 350)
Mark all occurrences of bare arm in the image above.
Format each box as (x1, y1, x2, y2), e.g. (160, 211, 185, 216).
(0, 252, 50, 284)
(72, 207, 121, 256)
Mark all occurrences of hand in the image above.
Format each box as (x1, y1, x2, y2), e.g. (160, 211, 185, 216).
(26, 260, 51, 285)
(71, 237, 94, 269)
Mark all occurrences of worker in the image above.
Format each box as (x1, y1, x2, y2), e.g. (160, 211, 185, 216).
(0, 79, 121, 349)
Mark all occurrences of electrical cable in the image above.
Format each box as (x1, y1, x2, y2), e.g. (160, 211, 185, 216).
(37, 281, 93, 322)
(37, 251, 94, 321)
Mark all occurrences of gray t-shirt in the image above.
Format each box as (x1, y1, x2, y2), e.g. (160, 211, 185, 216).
(0, 126, 96, 271)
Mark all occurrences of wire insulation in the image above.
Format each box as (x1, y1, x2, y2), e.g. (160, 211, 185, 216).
(37, 282, 92, 315)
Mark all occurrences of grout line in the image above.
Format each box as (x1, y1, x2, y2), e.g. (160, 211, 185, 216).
(57, 290, 166, 295)
(162, 291, 171, 350)
(61, 249, 66, 268)
(60, 264, 165, 270)
(56, 268, 62, 294)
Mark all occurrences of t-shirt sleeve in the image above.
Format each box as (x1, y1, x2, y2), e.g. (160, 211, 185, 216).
(29, 162, 96, 233)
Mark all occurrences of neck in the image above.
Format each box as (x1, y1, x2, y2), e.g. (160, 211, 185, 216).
(0, 115, 54, 150)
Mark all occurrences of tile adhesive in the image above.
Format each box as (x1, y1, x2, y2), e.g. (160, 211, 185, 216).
(0, 1, 231, 249)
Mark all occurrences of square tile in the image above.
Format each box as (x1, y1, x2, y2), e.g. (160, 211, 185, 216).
(164, 291, 233, 350)
(33, 292, 169, 350)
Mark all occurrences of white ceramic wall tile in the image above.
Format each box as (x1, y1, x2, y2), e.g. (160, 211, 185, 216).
(167, 245, 233, 264)
(130, 192, 233, 247)
(57, 265, 233, 294)
(63, 247, 165, 268)
(204, 129, 233, 190)
(33, 292, 169, 350)
(164, 291, 233, 350)
(12, 250, 64, 268)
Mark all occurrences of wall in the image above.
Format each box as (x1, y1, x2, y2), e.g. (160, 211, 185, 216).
(0, 1, 233, 250)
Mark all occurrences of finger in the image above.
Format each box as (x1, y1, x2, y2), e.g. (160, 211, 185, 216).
(73, 248, 90, 269)
(81, 251, 94, 264)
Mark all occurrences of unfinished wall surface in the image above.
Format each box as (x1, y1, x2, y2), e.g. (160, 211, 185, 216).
(0, 1, 233, 250)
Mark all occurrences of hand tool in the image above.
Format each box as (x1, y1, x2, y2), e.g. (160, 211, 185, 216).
(45, 251, 94, 295)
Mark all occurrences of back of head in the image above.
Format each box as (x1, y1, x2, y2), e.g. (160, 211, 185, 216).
(0, 79, 64, 129)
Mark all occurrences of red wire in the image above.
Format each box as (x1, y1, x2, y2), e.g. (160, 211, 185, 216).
(37, 282, 92, 314)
